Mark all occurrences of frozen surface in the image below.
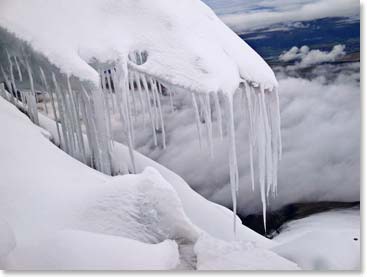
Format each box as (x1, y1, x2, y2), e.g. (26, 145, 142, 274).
(0, 0, 277, 92)
(194, 234, 299, 270)
(38, 107, 274, 248)
(272, 208, 360, 270)
(6, 231, 179, 270)
(0, 0, 282, 232)
(0, 96, 291, 269)
(0, 97, 192, 269)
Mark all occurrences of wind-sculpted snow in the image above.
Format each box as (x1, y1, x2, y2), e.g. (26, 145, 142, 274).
(1, 97, 295, 269)
(0, 0, 277, 91)
(0, 0, 282, 232)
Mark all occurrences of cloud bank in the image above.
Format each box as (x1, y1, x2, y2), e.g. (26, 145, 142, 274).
(117, 61, 360, 216)
(204, 0, 360, 33)
(279, 45, 346, 68)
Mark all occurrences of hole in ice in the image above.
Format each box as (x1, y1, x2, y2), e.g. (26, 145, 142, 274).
(128, 50, 148, 65)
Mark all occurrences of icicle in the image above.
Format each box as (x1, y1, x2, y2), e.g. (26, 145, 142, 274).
(1, 65, 12, 103)
(259, 86, 273, 198)
(100, 70, 114, 150)
(14, 56, 22, 82)
(105, 69, 116, 114)
(40, 67, 61, 145)
(117, 59, 136, 173)
(191, 93, 202, 149)
(63, 84, 78, 158)
(156, 82, 167, 149)
(52, 73, 70, 154)
(213, 92, 223, 140)
(25, 59, 39, 125)
(243, 83, 255, 191)
(149, 78, 159, 130)
(203, 94, 214, 158)
(39, 67, 49, 115)
(255, 91, 267, 232)
(225, 94, 239, 238)
(67, 75, 87, 163)
(133, 71, 146, 126)
(168, 87, 174, 113)
(6, 51, 17, 104)
(110, 69, 127, 125)
(141, 73, 158, 146)
(128, 73, 138, 118)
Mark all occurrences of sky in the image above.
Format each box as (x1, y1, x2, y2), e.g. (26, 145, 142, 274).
(203, 0, 360, 33)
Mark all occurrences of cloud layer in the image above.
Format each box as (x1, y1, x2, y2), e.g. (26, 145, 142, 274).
(113, 60, 360, 216)
(204, 0, 360, 33)
(279, 45, 346, 68)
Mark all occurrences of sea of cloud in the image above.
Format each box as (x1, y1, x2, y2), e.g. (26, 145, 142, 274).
(204, 0, 360, 33)
(111, 58, 360, 217)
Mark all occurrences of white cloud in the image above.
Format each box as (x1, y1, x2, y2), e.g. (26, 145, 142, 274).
(122, 62, 360, 216)
(214, 0, 360, 33)
(279, 45, 346, 68)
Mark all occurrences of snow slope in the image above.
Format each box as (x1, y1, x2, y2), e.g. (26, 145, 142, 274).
(0, 0, 282, 232)
(6, 231, 179, 270)
(0, 96, 298, 269)
(272, 208, 360, 270)
(38, 103, 273, 247)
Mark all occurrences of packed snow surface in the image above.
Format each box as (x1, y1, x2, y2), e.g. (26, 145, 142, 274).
(0, 0, 277, 92)
(273, 208, 360, 270)
(0, 0, 282, 232)
(0, 96, 294, 269)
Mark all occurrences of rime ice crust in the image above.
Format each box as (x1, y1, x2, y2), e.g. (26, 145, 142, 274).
(0, 0, 277, 92)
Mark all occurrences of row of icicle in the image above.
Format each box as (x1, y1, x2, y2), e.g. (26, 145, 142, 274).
(0, 51, 282, 236)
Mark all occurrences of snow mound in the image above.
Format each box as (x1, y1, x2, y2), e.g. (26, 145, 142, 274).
(272, 209, 360, 270)
(0, 96, 285, 269)
(0, 219, 16, 266)
(39, 110, 274, 248)
(194, 234, 299, 270)
(5, 230, 179, 270)
(0, 0, 282, 233)
(0, 0, 276, 92)
(77, 167, 201, 244)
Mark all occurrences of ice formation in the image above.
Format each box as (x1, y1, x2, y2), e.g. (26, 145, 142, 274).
(0, 0, 281, 233)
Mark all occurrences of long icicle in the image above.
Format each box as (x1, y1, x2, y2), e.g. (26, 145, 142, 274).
(117, 60, 136, 173)
(191, 93, 202, 149)
(204, 94, 214, 158)
(156, 82, 167, 149)
(226, 94, 239, 239)
(52, 73, 70, 153)
(243, 83, 255, 191)
(256, 91, 267, 233)
(40, 67, 61, 145)
(141, 73, 158, 146)
(213, 92, 223, 140)
(14, 56, 22, 82)
(39, 68, 49, 115)
(6, 50, 17, 104)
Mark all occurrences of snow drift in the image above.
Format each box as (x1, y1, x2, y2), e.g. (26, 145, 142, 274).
(0, 0, 282, 231)
(0, 95, 298, 270)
